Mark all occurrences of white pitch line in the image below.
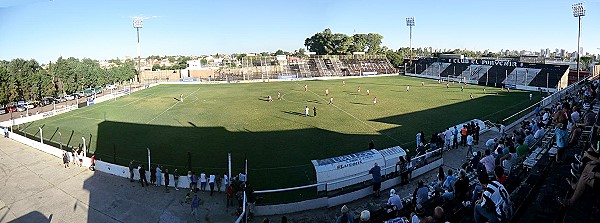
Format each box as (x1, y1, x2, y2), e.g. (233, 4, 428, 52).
(145, 87, 203, 124)
(296, 82, 402, 144)
(73, 115, 105, 122)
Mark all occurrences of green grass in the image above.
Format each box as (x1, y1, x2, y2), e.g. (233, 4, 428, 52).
(19, 75, 540, 194)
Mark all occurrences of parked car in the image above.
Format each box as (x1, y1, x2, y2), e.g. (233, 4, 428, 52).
(0, 108, 6, 115)
(41, 97, 54, 106)
(64, 95, 75, 100)
(16, 105, 26, 112)
(105, 84, 117, 90)
(24, 102, 35, 109)
(54, 96, 66, 102)
(5, 106, 16, 112)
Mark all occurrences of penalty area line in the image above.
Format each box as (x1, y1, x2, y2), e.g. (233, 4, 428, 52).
(145, 86, 203, 124)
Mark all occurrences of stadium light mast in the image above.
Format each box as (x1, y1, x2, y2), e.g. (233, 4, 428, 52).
(573, 2, 585, 82)
(406, 17, 415, 65)
(133, 17, 144, 83)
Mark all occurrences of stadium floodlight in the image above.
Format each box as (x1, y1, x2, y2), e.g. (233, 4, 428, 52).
(572, 3, 585, 82)
(133, 17, 144, 82)
(406, 17, 415, 67)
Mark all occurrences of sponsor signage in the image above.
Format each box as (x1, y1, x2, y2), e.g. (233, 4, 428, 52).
(179, 78, 198, 82)
(277, 74, 297, 79)
(444, 58, 520, 67)
(312, 149, 385, 191)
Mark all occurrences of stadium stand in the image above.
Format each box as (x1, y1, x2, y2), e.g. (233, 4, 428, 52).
(406, 58, 570, 90)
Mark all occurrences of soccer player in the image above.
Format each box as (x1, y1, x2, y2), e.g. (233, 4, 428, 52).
(357, 86, 361, 93)
(529, 93, 532, 101)
(325, 88, 329, 96)
(268, 95, 272, 102)
(373, 97, 377, 105)
(421, 82, 424, 86)
(483, 88, 486, 93)
(406, 86, 410, 91)
(461, 86, 464, 92)
(313, 107, 317, 117)
(329, 97, 334, 105)
(366, 89, 370, 95)
(180, 93, 184, 102)
(446, 83, 449, 88)
(342, 80, 346, 86)
(277, 92, 281, 100)
(470, 93, 473, 99)
(305, 106, 309, 117)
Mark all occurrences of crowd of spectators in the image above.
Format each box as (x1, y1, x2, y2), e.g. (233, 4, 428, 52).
(333, 79, 600, 223)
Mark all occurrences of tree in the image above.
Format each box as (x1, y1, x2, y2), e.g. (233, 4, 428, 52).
(152, 64, 161, 71)
(580, 56, 594, 70)
(274, 49, 285, 55)
(351, 33, 384, 54)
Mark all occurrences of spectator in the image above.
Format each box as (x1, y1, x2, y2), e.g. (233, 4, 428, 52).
(139, 165, 148, 187)
(486, 138, 496, 150)
(453, 126, 459, 150)
(245, 181, 256, 220)
(480, 149, 495, 175)
(173, 168, 180, 191)
(150, 165, 156, 186)
(209, 174, 216, 196)
(200, 172, 207, 191)
(466, 134, 474, 157)
(453, 169, 470, 202)
(129, 160, 136, 182)
(216, 175, 222, 193)
(473, 172, 512, 223)
(501, 146, 518, 175)
(62, 151, 69, 168)
(226, 184, 234, 207)
(262, 218, 270, 223)
(336, 205, 354, 223)
(443, 169, 457, 192)
(192, 172, 199, 192)
(386, 189, 403, 215)
(558, 160, 600, 207)
(281, 216, 288, 223)
(156, 165, 162, 187)
(475, 123, 481, 144)
(359, 210, 371, 223)
(555, 123, 569, 163)
(223, 173, 229, 193)
(191, 195, 200, 221)
(164, 168, 170, 192)
(410, 204, 425, 223)
(534, 125, 545, 139)
(187, 171, 194, 192)
(369, 163, 382, 197)
(494, 166, 507, 185)
(413, 180, 429, 205)
(461, 125, 468, 146)
(432, 206, 445, 223)
(523, 131, 535, 148)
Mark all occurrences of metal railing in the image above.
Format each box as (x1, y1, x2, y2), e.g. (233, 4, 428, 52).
(501, 74, 594, 126)
(234, 191, 247, 223)
(253, 148, 443, 204)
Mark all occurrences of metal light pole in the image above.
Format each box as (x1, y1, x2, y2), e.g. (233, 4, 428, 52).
(133, 17, 144, 83)
(573, 3, 585, 82)
(406, 17, 415, 66)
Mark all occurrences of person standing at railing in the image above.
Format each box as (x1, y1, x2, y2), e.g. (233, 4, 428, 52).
(129, 160, 136, 182)
(369, 163, 382, 197)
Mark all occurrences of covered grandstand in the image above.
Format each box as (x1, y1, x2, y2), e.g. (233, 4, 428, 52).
(407, 58, 570, 91)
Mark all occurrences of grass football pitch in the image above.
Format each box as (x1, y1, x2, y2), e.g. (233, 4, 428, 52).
(19, 75, 540, 193)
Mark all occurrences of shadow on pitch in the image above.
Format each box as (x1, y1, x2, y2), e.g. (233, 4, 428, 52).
(349, 102, 371, 106)
(281, 111, 305, 116)
(257, 98, 270, 102)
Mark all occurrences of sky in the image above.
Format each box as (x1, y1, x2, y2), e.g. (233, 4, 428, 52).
(0, 0, 599, 63)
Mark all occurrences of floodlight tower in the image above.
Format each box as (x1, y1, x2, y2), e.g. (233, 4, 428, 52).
(133, 17, 143, 82)
(573, 2, 585, 82)
(406, 17, 415, 65)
